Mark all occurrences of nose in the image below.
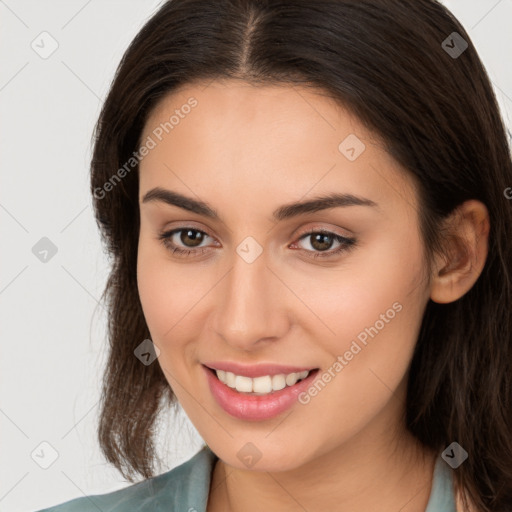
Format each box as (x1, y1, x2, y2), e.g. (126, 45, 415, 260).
(211, 246, 291, 351)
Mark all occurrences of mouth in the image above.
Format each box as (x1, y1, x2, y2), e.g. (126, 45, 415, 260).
(204, 366, 318, 396)
(203, 364, 320, 420)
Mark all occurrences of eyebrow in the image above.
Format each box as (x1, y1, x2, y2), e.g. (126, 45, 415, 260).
(141, 187, 379, 221)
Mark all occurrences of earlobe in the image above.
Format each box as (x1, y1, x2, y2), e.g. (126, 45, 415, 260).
(429, 200, 490, 305)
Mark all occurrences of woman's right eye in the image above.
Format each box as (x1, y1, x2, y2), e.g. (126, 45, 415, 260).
(157, 228, 214, 257)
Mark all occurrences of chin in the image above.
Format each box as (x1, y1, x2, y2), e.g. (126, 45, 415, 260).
(212, 439, 315, 473)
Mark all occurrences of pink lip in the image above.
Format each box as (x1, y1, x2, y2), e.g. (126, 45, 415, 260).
(202, 361, 315, 378)
(203, 365, 319, 421)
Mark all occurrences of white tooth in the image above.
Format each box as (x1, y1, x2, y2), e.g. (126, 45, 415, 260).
(235, 375, 253, 393)
(221, 370, 311, 394)
(225, 371, 236, 388)
(285, 372, 298, 386)
(253, 375, 272, 394)
(272, 374, 286, 391)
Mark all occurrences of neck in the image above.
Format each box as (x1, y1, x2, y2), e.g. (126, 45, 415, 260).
(207, 401, 437, 512)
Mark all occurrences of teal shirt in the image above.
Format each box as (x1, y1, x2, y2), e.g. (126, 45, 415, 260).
(35, 446, 457, 511)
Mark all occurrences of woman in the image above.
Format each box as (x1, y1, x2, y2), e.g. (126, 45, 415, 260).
(36, 0, 512, 511)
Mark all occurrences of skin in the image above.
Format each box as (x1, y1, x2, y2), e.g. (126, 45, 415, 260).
(136, 80, 489, 512)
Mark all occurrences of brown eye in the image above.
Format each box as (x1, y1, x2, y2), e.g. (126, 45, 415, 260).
(308, 232, 335, 252)
(293, 229, 357, 259)
(157, 227, 214, 257)
(179, 228, 206, 247)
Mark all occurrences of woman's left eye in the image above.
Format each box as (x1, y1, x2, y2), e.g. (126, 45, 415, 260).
(157, 227, 357, 259)
(293, 230, 357, 259)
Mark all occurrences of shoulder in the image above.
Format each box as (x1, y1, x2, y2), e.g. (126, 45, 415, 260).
(33, 445, 217, 512)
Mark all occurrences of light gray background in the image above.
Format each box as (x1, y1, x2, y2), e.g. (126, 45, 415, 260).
(1, 1, 511, 510)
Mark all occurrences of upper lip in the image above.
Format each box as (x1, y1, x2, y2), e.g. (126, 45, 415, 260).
(203, 361, 317, 378)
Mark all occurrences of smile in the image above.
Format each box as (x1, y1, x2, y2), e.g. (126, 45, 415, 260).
(215, 369, 311, 395)
(203, 364, 319, 421)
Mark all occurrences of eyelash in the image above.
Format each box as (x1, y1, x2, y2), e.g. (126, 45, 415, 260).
(157, 227, 357, 260)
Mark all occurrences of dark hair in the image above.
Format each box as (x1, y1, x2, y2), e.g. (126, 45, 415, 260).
(90, 1, 512, 510)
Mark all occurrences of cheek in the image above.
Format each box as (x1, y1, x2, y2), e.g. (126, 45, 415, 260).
(136, 244, 202, 398)
(299, 228, 426, 378)
(291, 242, 426, 449)
(137, 235, 189, 343)
(136, 234, 216, 356)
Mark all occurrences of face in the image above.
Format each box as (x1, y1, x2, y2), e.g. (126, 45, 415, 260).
(137, 80, 432, 472)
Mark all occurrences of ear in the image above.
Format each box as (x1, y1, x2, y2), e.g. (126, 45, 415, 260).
(429, 200, 490, 304)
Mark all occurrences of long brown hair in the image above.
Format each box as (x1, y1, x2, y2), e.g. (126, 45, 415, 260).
(90, 1, 512, 510)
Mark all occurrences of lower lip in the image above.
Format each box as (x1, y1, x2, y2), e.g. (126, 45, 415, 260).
(203, 365, 318, 421)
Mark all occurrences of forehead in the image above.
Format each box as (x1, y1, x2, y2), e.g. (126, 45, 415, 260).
(139, 80, 418, 219)
(143, 79, 366, 145)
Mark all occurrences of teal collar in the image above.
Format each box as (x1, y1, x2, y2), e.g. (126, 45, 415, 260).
(425, 454, 457, 511)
